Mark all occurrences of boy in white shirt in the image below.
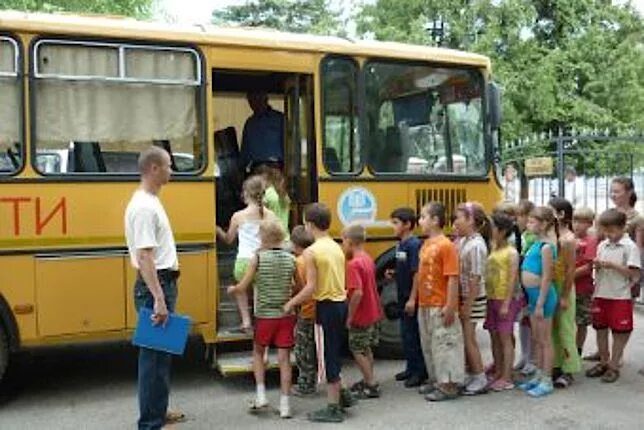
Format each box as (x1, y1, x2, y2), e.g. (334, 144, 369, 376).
(586, 208, 640, 383)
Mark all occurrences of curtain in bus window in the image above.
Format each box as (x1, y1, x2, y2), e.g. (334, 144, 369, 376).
(35, 44, 197, 143)
(125, 49, 196, 82)
(0, 41, 19, 143)
(36, 82, 196, 142)
(38, 44, 119, 77)
(0, 81, 19, 142)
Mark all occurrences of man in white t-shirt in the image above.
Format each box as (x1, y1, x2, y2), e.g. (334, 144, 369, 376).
(125, 146, 180, 430)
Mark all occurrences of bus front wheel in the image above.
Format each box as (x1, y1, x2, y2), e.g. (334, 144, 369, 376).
(0, 325, 8, 382)
(375, 270, 404, 359)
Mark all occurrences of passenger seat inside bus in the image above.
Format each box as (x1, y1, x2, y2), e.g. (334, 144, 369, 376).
(71, 141, 106, 173)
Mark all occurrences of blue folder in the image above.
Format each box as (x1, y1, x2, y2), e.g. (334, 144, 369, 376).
(132, 308, 192, 356)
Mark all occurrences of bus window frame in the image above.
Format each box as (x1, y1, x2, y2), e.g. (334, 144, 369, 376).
(28, 36, 208, 180)
(0, 33, 25, 178)
(319, 54, 364, 177)
(362, 57, 491, 182)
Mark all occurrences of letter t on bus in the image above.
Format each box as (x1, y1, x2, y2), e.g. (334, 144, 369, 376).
(0, 197, 31, 236)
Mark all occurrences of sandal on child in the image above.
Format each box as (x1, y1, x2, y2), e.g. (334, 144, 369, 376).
(553, 373, 574, 388)
(585, 363, 608, 378)
(165, 411, 187, 424)
(601, 368, 620, 383)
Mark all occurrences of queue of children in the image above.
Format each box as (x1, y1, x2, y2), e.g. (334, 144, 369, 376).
(218, 170, 642, 423)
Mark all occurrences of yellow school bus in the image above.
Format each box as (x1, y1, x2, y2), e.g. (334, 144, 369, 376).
(0, 11, 502, 378)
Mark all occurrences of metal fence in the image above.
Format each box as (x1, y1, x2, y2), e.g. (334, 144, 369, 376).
(500, 129, 644, 214)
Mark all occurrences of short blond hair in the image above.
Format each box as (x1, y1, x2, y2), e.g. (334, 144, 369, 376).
(138, 146, 168, 174)
(495, 202, 518, 218)
(573, 207, 595, 223)
(342, 223, 366, 244)
(259, 218, 285, 246)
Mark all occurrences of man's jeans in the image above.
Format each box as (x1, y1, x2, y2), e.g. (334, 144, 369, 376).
(134, 271, 178, 430)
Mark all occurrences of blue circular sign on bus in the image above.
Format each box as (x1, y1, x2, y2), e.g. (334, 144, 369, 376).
(337, 187, 377, 226)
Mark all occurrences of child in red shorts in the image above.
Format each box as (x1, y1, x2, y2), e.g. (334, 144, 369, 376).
(228, 219, 300, 418)
(586, 209, 641, 383)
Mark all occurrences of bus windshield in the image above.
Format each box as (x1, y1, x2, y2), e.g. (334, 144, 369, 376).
(365, 61, 485, 176)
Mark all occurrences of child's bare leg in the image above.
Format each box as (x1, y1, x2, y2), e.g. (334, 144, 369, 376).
(596, 328, 610, 365)
(499, 332, 514, 381)
(353, 350, 375, 386)
(278, 347, 292, 395)
(234, 290, 252, 329)
(463, 321, 484, 374)
(253, 344, 267, 405)
(541, 318, 554, 377)
(609, 332, 630, 370)
(530, 315, 543, 371)
(576, 325, 587, 353)
(490, 332, 502, 379)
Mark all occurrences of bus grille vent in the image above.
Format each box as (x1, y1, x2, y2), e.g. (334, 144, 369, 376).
(415, 188, 467, 222)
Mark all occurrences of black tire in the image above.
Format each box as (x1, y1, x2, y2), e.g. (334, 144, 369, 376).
(0, 324, 8, 382)
(375, 269, 404, 359)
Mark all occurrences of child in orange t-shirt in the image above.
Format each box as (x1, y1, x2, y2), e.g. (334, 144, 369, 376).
(291, 225, 317, 396)
(405, 202, 464, 401)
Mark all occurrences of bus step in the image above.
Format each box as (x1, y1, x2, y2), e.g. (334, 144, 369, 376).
(215, 328, 253, 343)
(216, 350, 290, 376)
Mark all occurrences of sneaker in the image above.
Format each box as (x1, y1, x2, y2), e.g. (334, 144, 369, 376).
(517, 377, 540, 391)
(279, 403, 292, 419)
(404, 374, 424, 388)
(464, 375, 488, 395)
(247, 399, 270, 414)
(395, 370, 411, 381)
(292, 386, 316, 397)
(307, 404, 345, 423)
(340, 388, 357, 409)
(425, 386, 459, 402)
(489, 379, 514, 392)
(527, 381, 554, 398)
(418, 383, 435, 395)
(513, 359, 527, 371)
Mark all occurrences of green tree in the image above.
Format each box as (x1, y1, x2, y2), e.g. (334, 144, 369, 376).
(0, 0, 154, 18)
(357, 0, 644, 140)
(212, 0, 342, 36)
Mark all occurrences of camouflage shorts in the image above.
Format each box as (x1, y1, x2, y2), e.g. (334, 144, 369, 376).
(349, 324, 379, 354)
(576, 294, 592, 327)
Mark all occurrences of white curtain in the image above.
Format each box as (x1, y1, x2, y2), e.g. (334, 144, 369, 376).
(35, 44, 198, 143)
(0, 40, 19, 143)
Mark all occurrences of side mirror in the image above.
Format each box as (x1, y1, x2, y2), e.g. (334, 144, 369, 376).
(487, 81, 502, 130)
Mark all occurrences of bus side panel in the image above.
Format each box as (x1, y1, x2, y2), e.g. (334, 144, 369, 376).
(36, 255, 126, 336)
(126, 250, 212, 328)
(0, 256, 37, 342)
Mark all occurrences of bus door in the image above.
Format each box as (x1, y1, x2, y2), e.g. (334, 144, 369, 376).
(284, 74, 316, 223)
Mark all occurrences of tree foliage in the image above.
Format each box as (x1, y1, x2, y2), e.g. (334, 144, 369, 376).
(0, 0, 154, 18)
(212, 0, 342, 36)
(357, 0, 644, 140)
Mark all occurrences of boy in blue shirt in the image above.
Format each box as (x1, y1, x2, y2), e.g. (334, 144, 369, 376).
(388, 208, 427, 387)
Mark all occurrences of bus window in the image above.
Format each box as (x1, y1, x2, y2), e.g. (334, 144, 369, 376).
(321, 56, 360, 174)
(32, 40, 204, 175)
(0, 36, 21, 174)
(365, 61, 485, 176)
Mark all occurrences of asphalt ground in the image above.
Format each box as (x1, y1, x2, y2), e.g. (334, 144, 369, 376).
(1, 309, 644, 429)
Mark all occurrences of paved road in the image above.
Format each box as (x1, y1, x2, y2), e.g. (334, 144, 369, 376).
(1, 310, 644, 429)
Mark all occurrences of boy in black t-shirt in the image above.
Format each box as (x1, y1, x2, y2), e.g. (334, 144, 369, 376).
(388, 208, 427, 387)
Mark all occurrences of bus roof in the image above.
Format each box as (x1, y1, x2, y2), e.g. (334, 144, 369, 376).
(0, 10, 491, 69)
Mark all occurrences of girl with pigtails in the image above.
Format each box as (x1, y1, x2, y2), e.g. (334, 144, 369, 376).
(217, 175, 278, 333)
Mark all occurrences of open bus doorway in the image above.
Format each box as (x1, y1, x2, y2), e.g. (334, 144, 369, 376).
(211, 69, 315, 347)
